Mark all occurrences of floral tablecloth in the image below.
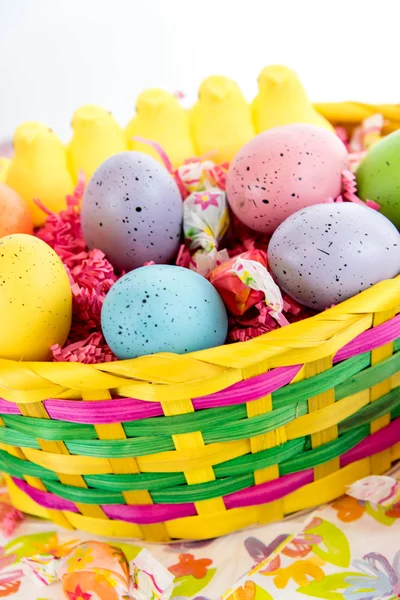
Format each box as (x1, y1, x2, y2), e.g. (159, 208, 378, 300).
(0, 502, 304, 599)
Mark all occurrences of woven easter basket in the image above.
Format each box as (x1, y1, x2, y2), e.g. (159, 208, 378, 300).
(0, 102, 399, 543)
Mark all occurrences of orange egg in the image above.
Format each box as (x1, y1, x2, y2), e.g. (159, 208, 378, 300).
(0, 182, 33, 237)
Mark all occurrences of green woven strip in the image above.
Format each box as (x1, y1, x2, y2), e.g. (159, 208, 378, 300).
(0, 426, 40, 449)
(2, 416, 98, 441)
(272, 352, 370, 408)
(1, 405, 245, 441)
(0, 450, 58, 480)
(203, 402, 308, 445)
(339, 387, 400, 433)
(336, 351, 400, 401)
(65, 436, 175, 458)
(5, 425, 372, 504)
(214, 438, 304, 477)
(124, 405, 245, 436)
(85, 472, 186, 491)
(279, 427, 368, 475)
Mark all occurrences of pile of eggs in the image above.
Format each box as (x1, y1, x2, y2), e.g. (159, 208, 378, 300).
(0, 119, 399, 363)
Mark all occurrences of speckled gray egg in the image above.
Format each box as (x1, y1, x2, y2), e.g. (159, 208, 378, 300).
(101, 264, 228, 358)
(268, 203, 400, 310)
(81, 151, 183, 271)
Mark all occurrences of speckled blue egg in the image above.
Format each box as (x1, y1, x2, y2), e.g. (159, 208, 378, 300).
(101, 264, 228, 358)
(81, 151, 183, 272)
(268, 203, 400, 310)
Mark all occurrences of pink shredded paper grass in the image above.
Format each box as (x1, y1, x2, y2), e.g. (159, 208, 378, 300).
(33, 133, 385, 363)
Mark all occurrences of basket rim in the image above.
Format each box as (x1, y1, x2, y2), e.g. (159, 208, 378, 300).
(0, 275, 398, 404)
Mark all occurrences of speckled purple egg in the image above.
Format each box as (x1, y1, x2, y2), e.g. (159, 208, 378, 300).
(81, 151, 183, 271)
(268, 203, 400, 310)
(226, 124, 348, 235)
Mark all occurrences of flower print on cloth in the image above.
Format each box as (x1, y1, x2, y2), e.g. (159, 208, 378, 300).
(244, 535, 289, 566)
(347, 476, 400, 507)
(168, 554, 213, 580)
(0, 547, 23, 597)
(344, 551, 400, 600)
(261, 558, 326, 589)
(331, 496, 366, 523)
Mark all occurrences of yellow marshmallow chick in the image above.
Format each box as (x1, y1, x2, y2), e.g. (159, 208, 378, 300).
(252, 65, 334, 133)
(67, 105, 127, 183)
(6, 122, 74, 226)
(190, 76, 255, 163)
(0, 157, 10, 183)
(126, 89, 195, 168)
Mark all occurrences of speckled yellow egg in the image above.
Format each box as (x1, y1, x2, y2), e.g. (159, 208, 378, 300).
(0, 234, 72, 360)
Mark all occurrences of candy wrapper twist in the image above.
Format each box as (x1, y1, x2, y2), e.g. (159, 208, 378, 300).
(347, 475, 400, 507)
(210, 249, 287, 325)
(183, 188, 230, 276)
(22, 541, 174, 600)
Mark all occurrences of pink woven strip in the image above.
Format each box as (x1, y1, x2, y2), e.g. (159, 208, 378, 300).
(10, 416, 400, 523)
(0, 313, 399, 422)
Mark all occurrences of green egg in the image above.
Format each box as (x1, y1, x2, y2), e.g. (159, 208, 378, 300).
(356, 129, 400, 228)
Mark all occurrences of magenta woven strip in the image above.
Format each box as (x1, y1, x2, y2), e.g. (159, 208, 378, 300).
(193, 365, 301, 409)
(224, 470, 313, 509)
(103, 502, 197, 523)
(341, 417, 400, 467)
(0, 313, 399, 423)
(11, 416, 400, 523)
(0, 401, 19, 415)
(44, 397, 164, 424)
(12, 478, 79, 512)
(334, 314, 400, 363)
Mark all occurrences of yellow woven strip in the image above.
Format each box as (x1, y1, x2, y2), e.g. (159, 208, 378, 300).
(1, 278, 399, 404)
(392, 371, 400, 389)
(82, 390, 169, 542)
(305, 357, 339, 479)
(370, 309, 396, 474)
(17, 401, 107, 520)
(391, 442, 400, 462)
(20, 438, 250, 475)
(284, 458, 371, 513)
(285, 390, 369, 439)
(246, 395, 283, 523)
(169, 459, 371, 539)
(162, 399, 225, 516)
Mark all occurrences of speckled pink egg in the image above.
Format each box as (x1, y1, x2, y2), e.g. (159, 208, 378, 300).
(226, 124, 348, 235)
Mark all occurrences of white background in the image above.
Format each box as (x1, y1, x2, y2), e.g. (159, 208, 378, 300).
(0, 0, 399, 141)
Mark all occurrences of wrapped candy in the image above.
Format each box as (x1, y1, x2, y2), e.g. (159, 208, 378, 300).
(348, 114, 385, 172)
(176, 159, 229, 195)
(347, 475, 400, 507)
(183, 188, 230, 276)
(22, 541, 174, 600)
(210, 249, 286, 321)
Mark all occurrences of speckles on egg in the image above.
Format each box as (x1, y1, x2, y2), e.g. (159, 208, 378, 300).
(81, 151, 183, 272)
(101, 265, 228, 359)
(226, 124, 348, 235)
(268, 203, 400, 310)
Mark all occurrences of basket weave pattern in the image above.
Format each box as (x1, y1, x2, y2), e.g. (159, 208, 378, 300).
(0, 276, 398, 541)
